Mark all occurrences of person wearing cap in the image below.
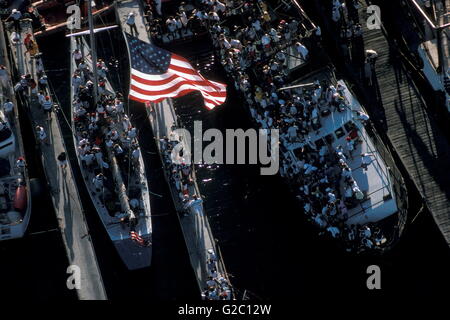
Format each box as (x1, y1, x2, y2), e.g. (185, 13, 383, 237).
(346, 136, 354, 159)
(7, 9, 22, 32)
(42, 95, 52, 114)
(361, 152, 375, 171)
(354, 110, 370, 125)
(131, 145, 141, 166)
(16, 157, 26, 171)
(2, 99, 14, 122)
(36, 125, 48, 145)
(126, 12, 138, 36)
(72, 72, 82, 95)
(38, 74, 47, 91)
(207, 248, 217, 261)
(93, 173, 104, 192)
(295, 41, 309, 62)
(72, 49, 83, 66)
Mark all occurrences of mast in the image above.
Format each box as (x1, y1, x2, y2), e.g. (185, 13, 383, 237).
(86, 0, 98, 103)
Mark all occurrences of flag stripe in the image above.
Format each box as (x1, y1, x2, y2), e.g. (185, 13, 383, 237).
(131, 73, 226, 92)
(130, 89, 221, 110)
(130, 77, 227, 98)
(130, 84, 226, 105)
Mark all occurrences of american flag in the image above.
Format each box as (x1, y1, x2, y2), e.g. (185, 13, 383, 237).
(125, 33, 227, 109)
(130, 231, 150, 247)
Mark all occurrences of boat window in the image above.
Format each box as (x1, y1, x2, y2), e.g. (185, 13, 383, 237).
(344, 121, 354, 133)
(335, 127, 345, 139)
(314, 138, 325, 149)
(0, 127, 12, 143)
(325, 134, 334, 144)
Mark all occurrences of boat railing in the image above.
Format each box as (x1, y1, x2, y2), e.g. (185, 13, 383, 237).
(343, 83, 408, 219)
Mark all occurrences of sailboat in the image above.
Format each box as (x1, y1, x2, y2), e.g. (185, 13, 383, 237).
(0, 26, 32, 241)
(68, 2, 152, 270)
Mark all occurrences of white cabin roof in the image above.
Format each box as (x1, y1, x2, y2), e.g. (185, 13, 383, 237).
(293, 81, 399, 224)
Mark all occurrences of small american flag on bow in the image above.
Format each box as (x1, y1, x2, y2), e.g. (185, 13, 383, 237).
(124, 33, 227, 109)
(130, 231, 150, 247)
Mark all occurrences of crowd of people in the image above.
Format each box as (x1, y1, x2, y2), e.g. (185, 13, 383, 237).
(201, 249, 233, 300)
(71, 47, 145, 227)
(4, 5, 45, 33)
(158, 127, 233, 299)
(143, 1, 209, 43)
(156, 0, 387, 251)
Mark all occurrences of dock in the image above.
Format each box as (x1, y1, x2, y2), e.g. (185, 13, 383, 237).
(114, 0, 232, 294)
(313, 0, 450, 245)
(5, 19, 107, 300)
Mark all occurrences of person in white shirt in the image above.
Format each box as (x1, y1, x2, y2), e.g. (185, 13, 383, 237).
(229, 38, 242, 50)
(73, 49, 83, 66)
(327, 226, 340, 238)
(7, 9, 22, 32)
(214, 0, 226, 12)
(342, 166, 352, 180)
(154, 0, 162, 15)
(166, 16, 177, 33)
(36, 125, 48, 145)
(332, 6, 341, 22)
(295, 42, 309, 61)
(127, 127, 137, 139)
(10, 31, 20, 45)
(93, 173, 104, 192)
(131, 146, 141, 165)
(105, 138, 114, 148)
(72, 73, 82, 94)
(3, 99, 14, 120)
(346, 137, 354, 158)
(252, 19, 262, 32)
(261, 33, 271, 51)
(208, 11, 220, 21)
(16, 157, 26, 171)
(115, 99, 124, 114)
(42, 96, 52, 113)
(354, 110, 370, 124)
(82, 152, 95, 167)
(126, 12, 138, 36)
(361, 152, 375, 171)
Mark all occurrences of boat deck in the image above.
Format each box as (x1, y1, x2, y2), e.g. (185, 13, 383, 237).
(6, 20, 107, 299)
(115, 0, 230, 293)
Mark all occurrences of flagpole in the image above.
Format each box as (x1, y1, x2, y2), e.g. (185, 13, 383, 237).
(87, 0, 99, 104)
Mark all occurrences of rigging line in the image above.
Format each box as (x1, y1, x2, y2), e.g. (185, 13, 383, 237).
(97, 11, 122, 89)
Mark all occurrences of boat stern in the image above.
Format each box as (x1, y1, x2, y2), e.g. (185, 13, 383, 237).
(113, 237, 152, 270)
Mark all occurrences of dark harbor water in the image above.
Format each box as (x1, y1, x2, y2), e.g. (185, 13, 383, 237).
(1, 8, 450, 301)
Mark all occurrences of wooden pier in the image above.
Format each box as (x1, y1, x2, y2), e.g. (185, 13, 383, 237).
(114, 0, 232, 294)
(314, 0, 450, 245)
(5, 20, 107, 300)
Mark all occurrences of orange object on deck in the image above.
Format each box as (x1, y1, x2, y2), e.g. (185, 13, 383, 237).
(14, 186, 27, 212)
